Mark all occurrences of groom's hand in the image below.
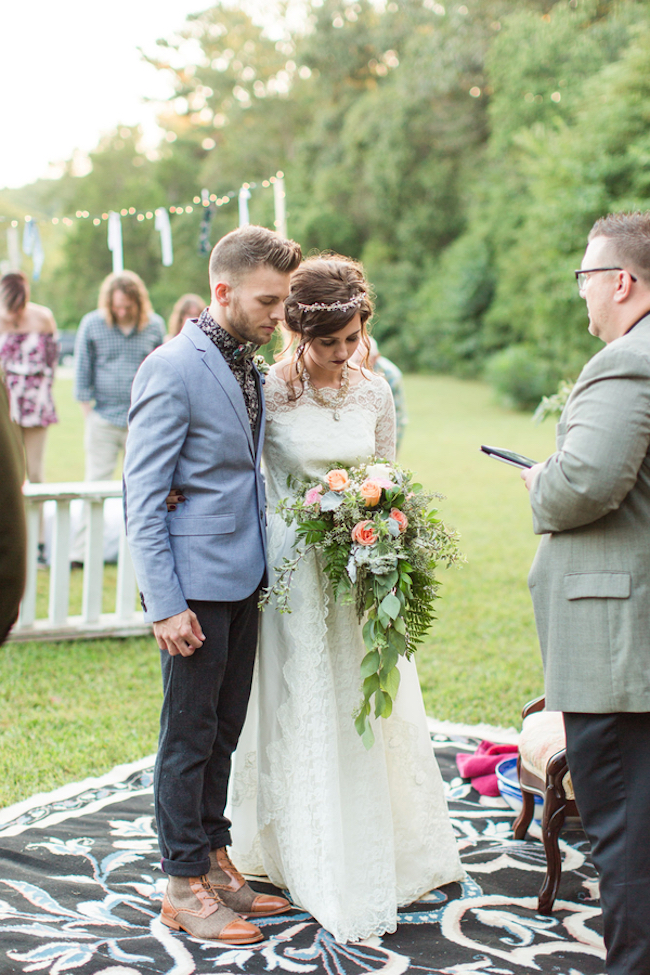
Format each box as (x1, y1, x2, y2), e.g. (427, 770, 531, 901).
(153, 609, 206, 657)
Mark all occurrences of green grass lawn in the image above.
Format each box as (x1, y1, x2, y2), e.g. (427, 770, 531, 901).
(0, 374, 557, 807)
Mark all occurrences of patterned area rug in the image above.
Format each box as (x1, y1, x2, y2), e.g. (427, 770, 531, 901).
(0, 734, 605, 975)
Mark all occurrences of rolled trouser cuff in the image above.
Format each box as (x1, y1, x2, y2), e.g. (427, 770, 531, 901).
(161, 856, 211, 877)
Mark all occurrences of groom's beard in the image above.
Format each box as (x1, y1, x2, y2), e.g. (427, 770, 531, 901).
(226, 296, 276, 347)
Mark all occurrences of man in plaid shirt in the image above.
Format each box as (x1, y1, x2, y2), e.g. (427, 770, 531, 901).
(71, 270, 164, 564)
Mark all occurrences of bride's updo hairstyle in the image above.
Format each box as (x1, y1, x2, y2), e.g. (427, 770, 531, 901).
(283, 254, 374, 397)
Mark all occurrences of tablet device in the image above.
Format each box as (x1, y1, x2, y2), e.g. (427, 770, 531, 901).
(480, 445, 538, 469)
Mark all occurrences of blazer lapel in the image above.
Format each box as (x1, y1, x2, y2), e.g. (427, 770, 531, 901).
(186, 323, 255, 455)
(253, 368, 266, 456)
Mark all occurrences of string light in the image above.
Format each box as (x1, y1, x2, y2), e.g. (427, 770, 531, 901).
(0, 172, 285, 229)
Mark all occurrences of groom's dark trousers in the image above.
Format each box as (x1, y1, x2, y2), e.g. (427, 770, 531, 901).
(564, 711, 650, 975)
(154, 595, 259, 877)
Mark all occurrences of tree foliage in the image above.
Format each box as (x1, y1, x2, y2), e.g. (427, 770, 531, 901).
(3, 0, 650, 406)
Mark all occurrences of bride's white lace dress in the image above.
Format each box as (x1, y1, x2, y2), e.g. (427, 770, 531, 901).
(230, 367, 465, 943)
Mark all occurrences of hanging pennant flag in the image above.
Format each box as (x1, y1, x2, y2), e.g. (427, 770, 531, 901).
(273, 176, 287, 238)
(198, 205, 213, 256)
(107, 211, 124, 273)
(238, 185, 251, 227)
(155, 208, 173, 266)
(22, 220, 45, 280)
(7, 226, 21, 269)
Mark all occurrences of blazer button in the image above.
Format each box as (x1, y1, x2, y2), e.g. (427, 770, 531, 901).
(139, 591, 147, 612)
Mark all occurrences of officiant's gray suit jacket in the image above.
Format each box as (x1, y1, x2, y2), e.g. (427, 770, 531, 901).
(123, 320, 267, 624)
(528, 313, 650, 713)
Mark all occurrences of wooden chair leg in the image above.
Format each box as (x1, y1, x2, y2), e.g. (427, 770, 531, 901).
(537, 787, 566, 915)
(513, 787, 535, 840)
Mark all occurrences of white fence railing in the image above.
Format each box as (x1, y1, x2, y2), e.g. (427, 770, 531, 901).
(10, 481, 150, 643)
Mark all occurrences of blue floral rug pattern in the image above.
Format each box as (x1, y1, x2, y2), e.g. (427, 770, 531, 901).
(0, 735, 605, 975)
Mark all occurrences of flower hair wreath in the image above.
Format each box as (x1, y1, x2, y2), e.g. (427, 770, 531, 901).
(296, 293, 366, 313)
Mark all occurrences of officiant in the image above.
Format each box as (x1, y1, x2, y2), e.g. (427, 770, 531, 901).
(522, 210, 650, 975)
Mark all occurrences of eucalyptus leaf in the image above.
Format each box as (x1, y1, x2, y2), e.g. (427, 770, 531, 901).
(355, 709, 368, 737)
(380, 643, 398, 673)
(380, 592, 401, 620)
(393, 615, 406, 635)
(363, 673, 380, 696)
(361, 721, 375, 750)
(383, 569, 400, 588)
(374, 689, 393, 719)
(360, 649, 380, 678)
(388, 628, 406, 654)
(380, 664, 400, 698)
(362, 618, 375, 649)
(320, 490, 345, 511)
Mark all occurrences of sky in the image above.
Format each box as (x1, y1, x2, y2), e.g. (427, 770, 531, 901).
(0, 1, 232, 190)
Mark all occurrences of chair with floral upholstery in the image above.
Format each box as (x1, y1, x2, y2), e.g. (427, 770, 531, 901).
(512, 695, 579, 914)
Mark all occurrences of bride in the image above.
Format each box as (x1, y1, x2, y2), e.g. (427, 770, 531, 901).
(229, 254, 465, 943)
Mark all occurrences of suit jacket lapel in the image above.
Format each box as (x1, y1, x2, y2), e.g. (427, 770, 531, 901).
(253, 368, 266, 456)
(186, 324, 255, 455)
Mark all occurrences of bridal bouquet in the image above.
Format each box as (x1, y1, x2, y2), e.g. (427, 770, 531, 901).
(261, 459, 462, 748)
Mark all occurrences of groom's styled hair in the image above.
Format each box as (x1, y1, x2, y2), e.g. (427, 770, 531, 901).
(209, 225, 302, 287)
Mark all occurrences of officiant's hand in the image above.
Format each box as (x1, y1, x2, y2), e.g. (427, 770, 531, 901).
(154, 609, 205, 657)
(521, 461, 545, 491)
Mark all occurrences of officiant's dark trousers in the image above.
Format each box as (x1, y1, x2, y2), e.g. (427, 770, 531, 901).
(154, 594, 259, 877)
(564, 711, 650, 975)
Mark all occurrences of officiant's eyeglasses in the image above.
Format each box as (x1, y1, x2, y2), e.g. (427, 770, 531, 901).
(574, 267, 637, 293)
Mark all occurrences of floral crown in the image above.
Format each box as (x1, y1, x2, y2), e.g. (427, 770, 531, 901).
(295, 292, 366, 313)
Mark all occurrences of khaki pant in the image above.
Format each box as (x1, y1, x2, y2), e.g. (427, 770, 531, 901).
(70, 411, 128, 563)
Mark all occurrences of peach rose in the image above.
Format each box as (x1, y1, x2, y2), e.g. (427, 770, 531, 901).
(389, 508, 408, 533)
(351, 520, 378, 546)
(326, 468, 350, 493)
(305, 485, 324, 506)
(360, 478, 383, 507)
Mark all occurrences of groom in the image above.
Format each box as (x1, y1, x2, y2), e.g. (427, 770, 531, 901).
(123, 225, 302, 943)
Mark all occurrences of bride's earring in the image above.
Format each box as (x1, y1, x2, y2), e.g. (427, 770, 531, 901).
(296, 343, 305, 359)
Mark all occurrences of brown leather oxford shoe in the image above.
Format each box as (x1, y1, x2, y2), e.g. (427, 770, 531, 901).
(161, 874, 264, 943)
(207, 847, 292, 918)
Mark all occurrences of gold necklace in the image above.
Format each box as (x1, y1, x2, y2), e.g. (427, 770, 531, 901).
(304, 361, 350, 421)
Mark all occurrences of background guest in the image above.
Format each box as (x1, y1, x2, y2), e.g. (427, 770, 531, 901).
(71, 270, 164, 566)
(0, 271, 58, 565)
(165, 293, 205, 342)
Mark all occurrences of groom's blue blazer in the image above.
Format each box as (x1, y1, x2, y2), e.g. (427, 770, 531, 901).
(123, 320, 267, 623)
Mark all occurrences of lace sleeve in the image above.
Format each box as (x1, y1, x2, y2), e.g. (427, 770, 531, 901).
(374, 376, 396, 462)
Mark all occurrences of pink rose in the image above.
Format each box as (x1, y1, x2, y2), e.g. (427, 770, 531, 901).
(326, 468, 350, 492)
(360, 479, 382, 507)
(305, 485, 324, 507)
(351, 520, 378, 546)
(389, 508, 408, 533)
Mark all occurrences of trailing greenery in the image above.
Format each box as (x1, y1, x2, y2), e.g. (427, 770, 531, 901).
(3, 0, 648, 406)
(264, 460, 462, 747)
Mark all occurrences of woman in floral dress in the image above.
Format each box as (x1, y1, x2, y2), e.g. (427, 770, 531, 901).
(0, 272, 58, 560)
